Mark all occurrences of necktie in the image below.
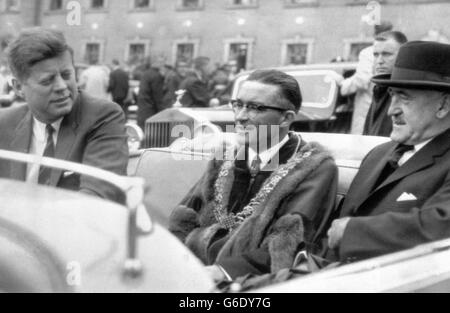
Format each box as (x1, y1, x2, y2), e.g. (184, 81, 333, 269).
(249, 155, 262, 178)
(388, 144, 414, 169)
(374, 144, 414, 189)
(38, 124, 55, 185)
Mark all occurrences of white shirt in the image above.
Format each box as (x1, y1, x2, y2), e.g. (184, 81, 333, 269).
(340, 45, 374, 135)
(27, 117, 63, 183)
(398, 139, 433, 167)
(247, 134, 290, 170)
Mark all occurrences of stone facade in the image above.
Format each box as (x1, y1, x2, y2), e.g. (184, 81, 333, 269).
(0, 0, 449, 69)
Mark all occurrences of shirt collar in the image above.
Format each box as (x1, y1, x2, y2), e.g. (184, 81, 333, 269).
(247, 134, 290, 169)
(414, 138, 433, 153)
(32, 117, 63, 142)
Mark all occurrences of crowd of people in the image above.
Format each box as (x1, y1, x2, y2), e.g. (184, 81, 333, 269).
(56, 53, 240, 130)
(0, 27, 450, 292)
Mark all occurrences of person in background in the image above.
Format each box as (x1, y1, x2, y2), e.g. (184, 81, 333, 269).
(178, 56, 213, 107)
(79, 61, 111, 101)
(160, 64, 181, 109)
(108, 59, 130, 117)
(0, 64, 15, 107)
(333, 21, 393, 134)
(136, 58, 164, 130)
(363, 31, 408, 137)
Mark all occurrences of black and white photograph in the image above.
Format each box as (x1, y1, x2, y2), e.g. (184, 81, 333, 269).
(0, 0, 450, 296)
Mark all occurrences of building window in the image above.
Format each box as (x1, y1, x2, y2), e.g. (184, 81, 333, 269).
(344, 41, 372, 62)
(223, 37, 255, 72)
(133, 0, 150, 9)
(127, 44, 146, 65)
(49, 0, 63, 11)
(177, 0, 203, 10)
(284, 0, 318, 7)
(281, 37, 314, 65)
(124, 39, 150, 67)
(5, 0, 21, 12)
(172, 38, 199, 66)
(83, 43, 102, 65)
(90, 0, 106, 9)
(227, 0, 258, 9)
(346, 0, 385, 5)
(286, 44, 308, 65)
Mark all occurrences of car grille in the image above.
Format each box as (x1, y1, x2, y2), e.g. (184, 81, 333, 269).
(145, 121, 194, 148)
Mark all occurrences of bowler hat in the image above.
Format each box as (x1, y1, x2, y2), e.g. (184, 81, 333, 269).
(372, 41, 450, 91)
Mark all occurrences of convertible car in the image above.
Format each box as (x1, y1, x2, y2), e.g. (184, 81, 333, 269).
(2, 130, 450, 292)
(128, 131, 450, 293)
(0, 149, 214, 293)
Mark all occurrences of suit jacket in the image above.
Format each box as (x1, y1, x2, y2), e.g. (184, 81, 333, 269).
(108, 68, 129, 105)
(0, 91, 129, 203)
(363, 85, 392, 137)
(337, 128, 450, 262)
(136, 68, 164, 129)
(169, 135, 338, 279)
(179, 73, 210, 108)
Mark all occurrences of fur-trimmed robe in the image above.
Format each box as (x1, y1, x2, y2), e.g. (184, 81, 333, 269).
(169, 135, 338, 279)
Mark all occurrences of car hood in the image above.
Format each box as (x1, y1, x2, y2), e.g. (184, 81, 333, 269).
(0, 179, 214, 293)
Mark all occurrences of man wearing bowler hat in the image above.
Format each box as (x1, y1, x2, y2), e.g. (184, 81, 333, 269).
(326, 41, 450, 263)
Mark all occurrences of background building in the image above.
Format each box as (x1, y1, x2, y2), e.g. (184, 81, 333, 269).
(0, 0, 449, 70)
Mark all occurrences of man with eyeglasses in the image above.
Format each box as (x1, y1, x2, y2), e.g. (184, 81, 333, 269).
(169, 69, 338, 285)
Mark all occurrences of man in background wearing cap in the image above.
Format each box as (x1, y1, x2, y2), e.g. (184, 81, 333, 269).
(327, 41, 450, 263)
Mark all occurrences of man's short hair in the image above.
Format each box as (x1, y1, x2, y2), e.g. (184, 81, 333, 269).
(6, 27, 73, 81)
(246, 69, 302, 113)
(375, 31, 408, 45)
(193, 56, 210, 70)
(374, 21, 393, 36)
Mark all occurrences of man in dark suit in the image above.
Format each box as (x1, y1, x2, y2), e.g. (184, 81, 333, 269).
(327, 41, 450, 263)
(178, 56, 212, 108)
(108, 59, 130, 116)
(136, 61, 164, 130)
(0, 28, 128, 203)
(363, 31, 407, 137)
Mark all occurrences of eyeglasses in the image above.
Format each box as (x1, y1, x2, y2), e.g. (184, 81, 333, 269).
(230, 99, 291, 115)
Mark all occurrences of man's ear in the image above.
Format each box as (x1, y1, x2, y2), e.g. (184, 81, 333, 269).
(436, 93, 450, 119)
(11, 78, 25, 99)
(280, 110, 296, 128)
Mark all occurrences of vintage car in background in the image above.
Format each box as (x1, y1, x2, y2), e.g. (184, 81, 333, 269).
(143, 62, 356, 148)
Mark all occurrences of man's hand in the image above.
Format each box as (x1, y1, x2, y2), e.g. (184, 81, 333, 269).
(326, 71, 345, 86)
(205, 265, 226, 283)
(327, 217, 351, 249)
